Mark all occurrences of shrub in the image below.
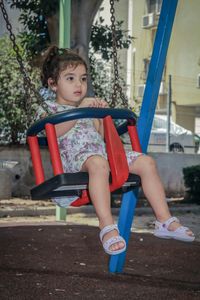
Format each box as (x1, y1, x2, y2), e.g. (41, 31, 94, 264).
(0, 36, 40, 144)
(183, 165, 200, 204)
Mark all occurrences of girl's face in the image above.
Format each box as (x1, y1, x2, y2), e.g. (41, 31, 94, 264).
(50, 64, 88, 106)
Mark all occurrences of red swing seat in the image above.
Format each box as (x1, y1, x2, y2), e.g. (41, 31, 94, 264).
(27, 108, 141, 206)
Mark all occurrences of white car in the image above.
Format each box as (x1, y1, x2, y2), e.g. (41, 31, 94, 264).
(148, 115, 196, 153)
(122, 115, 198, 154)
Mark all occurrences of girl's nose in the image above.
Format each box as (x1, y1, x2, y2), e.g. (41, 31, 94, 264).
(75, 79, 82, 87)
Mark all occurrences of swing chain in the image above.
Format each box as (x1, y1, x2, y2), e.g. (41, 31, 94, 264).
(110, 0, 128, 108)
(1, 0, 128, 117)
(0, 0, 50, 127)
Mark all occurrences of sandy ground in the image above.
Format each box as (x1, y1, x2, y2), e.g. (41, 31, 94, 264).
(0, 198, 200, 241)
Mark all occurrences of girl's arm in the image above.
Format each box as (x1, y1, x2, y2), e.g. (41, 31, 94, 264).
(55, 120, 77, 137)
(94, 119, 104, 138)
(92, 98, 109, 138)
(55, 98, 106, 137)
(36, 109, 77, 138)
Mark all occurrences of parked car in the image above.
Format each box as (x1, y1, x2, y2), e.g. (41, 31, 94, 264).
(148, 115, 198, 153)
(122, 115, 199, 154)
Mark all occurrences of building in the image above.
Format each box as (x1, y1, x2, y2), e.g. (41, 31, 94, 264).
(100, 0, 200, 134)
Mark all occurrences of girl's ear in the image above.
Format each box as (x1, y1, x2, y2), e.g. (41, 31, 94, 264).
(48, 78, 57, 92)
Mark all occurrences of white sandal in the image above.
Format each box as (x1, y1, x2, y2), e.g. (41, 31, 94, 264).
(99, 224, 126, 255)
(154, 216, 195, 242)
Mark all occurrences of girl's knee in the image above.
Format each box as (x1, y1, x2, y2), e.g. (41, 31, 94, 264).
(85, 155, 110, 175)
(142, 155, 156, 167)
(129, 155, 156, 174)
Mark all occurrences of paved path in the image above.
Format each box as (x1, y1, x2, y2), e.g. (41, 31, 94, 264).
(1, 199, 200, 241)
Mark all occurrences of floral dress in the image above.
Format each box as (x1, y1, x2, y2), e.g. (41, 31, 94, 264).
(36, 100, 142, 207)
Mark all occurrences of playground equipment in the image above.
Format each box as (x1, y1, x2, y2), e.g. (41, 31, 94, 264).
(27, 108, 141, 205)
(0, 0, 178, 273)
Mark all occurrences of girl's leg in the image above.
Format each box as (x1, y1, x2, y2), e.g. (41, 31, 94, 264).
(82, 155, 125, 251)
(129, 155, 193, 235)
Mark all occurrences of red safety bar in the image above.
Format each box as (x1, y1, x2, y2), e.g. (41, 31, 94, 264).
(28, 116, 142, 207)
(27, 136, 45, 185)
(70, 190, 89, 207)
(104, 116, 129, 191)
(128, 125, 142, 153)
(71, 116, 131, 206)
(45, 123, 64, 175)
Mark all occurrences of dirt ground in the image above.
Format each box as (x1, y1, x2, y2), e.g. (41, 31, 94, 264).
(0, 198, 200, 299)
(0, 224, 200, 300)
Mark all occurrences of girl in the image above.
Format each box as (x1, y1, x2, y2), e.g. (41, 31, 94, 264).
(37, 46, 195, 256)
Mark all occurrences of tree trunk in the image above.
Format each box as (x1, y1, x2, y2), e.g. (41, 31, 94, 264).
(71, 0, 103, 95)
(46, 13, 59, 45)
(46, 0, 103, 95)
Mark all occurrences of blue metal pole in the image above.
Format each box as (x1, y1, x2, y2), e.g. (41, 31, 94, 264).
(109, 0, 178, 273)
(138, 0, 178, 153)
(109, 190, 138, 273)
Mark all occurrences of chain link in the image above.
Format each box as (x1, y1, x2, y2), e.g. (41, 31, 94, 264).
(0, 0, 50, 127)
(110, 0, 128, 108)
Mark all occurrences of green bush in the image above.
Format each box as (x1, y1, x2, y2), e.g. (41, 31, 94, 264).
(183, 165, 200, 204)
(0, 36, 40, 144)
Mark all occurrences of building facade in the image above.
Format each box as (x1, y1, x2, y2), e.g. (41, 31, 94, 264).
(101, 0, 200, 134)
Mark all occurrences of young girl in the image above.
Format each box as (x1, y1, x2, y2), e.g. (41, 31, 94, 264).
(37, 46, 195, 256)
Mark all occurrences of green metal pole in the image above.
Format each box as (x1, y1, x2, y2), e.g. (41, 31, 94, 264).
(56, 0, 71, 221)
(59, 0, 71, 48)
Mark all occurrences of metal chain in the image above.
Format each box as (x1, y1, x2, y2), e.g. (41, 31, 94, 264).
(110, 0, 128, 108)
(1, 0, 129, 120)
(0, 0, 50, 127)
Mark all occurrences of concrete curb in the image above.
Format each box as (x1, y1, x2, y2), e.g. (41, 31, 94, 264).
(0, 204, 200, 218)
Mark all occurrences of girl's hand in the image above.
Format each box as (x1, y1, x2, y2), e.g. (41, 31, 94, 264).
(96, 98, 109, 108)
(79, 97, 109, 108)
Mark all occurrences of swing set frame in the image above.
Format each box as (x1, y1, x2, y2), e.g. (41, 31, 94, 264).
(0, 0, 178, 273)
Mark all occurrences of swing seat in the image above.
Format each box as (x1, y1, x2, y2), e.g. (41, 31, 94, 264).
(30, 172, 141, 200)
(27, 108, 142, 206)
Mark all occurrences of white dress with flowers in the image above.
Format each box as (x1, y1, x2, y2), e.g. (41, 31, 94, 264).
(36, 100, 142, 207)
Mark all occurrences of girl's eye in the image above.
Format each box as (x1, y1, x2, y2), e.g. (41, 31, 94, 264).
(81, 76, 87, 82)
(66, 76, 74, 81)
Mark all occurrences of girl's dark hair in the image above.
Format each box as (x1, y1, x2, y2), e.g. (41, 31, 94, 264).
(41, 46, 88, 87)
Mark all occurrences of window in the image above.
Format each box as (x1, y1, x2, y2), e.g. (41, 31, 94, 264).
(147, 0, 162, 15)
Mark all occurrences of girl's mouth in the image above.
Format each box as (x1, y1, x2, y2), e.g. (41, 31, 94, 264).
(74, 91, 81, 96)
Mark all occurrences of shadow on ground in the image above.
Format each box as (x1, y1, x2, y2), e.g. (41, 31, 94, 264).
(0, 224, 200, 299)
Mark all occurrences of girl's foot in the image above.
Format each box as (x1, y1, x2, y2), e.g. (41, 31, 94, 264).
(154, 217, 195, 242)
(100, 224, 126, 255)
